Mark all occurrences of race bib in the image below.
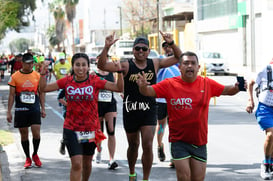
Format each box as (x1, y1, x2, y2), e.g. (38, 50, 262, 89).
(60, 68, 68, 75)
(0, 65, 6, 69)
(75, 131, 95, 143)
(98, 90, 112, 102)
(259, 90, 273, 106)
(20, 92, 35, 104)
(48, 65, 52, 69)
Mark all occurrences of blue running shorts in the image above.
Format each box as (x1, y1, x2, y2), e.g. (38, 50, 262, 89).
(255, 103, 273, 130)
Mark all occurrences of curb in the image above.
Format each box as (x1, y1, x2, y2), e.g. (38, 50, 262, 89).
(0, 73, 12, 181)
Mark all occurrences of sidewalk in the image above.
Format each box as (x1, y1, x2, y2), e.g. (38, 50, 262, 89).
(0, 72, 12, 181)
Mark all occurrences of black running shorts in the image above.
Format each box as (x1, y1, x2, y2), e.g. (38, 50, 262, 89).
(63, 128, 96, 157)
(171, 141, 207, 162)
(157, 102, 168, 120)
(14, 111, 41, 128)
(98, 102, 117, 117)
(123, 106, 157, 133)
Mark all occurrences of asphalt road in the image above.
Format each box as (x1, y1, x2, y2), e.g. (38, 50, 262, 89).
(0, 73, 266, 181)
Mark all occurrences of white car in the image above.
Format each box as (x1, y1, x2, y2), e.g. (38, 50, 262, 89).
(198, 51, 229, 75)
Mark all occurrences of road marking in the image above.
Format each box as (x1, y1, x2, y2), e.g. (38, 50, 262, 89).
(45, 103, 64, 120)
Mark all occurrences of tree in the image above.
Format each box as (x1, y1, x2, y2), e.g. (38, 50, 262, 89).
(53, 6, 66, 51)
(121, 0, 172, 37)
(46, 25, 61, 49)
(122, 0, 158, 37)
(9, 38, 33, 53)
(0, 0, 37, 41)
(64, 0, 79, 54)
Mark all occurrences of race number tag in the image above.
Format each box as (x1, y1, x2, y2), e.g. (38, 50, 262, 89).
(60, 68, 67, 75)
(0, 65, 6, 69)
(98, 90, 112, 102)
(48, 65, 52, 69)
(75, 131, 95, 143)
(20, 92, 35, 104)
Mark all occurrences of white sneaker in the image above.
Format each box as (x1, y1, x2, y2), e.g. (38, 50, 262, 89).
(261, 163, 272, 180)
(108, 160, 118, 170)
(96, 151, 101, 163)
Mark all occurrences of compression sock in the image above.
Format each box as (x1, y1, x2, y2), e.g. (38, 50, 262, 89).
(32, 138, 40, 155)
(21, 140, 30, 158)
(264, 155, 271, 164)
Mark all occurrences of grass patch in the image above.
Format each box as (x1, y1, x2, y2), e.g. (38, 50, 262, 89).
(0, 130, 14, 145)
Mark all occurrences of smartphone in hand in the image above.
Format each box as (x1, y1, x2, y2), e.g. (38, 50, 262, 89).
(236, 76, 246, 91)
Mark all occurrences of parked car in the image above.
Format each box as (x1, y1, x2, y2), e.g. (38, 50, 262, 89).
(198, 51, 230, 75)
(148, 49, 160, 59)
(87, 52, 98, 64)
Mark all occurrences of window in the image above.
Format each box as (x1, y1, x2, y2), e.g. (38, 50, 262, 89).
(198, 0, 237, 20)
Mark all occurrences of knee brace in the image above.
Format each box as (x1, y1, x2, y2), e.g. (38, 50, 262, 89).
(106, 117, 116, 136)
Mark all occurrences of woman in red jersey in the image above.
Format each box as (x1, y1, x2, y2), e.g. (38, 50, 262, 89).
(39, 53, 123, 181)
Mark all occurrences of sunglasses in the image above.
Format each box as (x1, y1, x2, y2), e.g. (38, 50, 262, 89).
(134, 46, 148, 52)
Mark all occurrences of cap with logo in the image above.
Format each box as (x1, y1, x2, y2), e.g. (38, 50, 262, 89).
(22, 53, 34, 63)
(133, 37, 149, 47)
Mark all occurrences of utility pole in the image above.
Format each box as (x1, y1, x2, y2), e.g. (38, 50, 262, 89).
(157, 0, 162, 54)
(250, 0, 256, 72)
(118, 6, 123, 37)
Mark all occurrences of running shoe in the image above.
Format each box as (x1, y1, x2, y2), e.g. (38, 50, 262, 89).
(32, 154, 42, 167)
(96, 151, 101, 163)
(108, 160, 118, 170)
(169, 159, 175, 168)
(59, 139, 65, 155)
(129, 173, 137, 181)
(261, 163, 272, 180)
(158, 144, 166, 162)
(24, 157, 32, 168)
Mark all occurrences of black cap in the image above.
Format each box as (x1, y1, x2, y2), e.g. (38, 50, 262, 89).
(162, 42, 168, 48)
(22, 53, 34, 63)
(133, 37, 149, 47)
(15, 53, 23, 57)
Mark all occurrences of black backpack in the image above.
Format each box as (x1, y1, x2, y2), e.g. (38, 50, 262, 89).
(256, 65, 273, 97)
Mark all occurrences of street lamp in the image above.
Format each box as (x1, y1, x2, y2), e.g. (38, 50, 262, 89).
(118, 6, 123, 37)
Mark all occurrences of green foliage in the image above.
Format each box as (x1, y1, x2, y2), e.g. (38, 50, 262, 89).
(46, 25, 61, 48)
(0, 0, 37, 40)
(9, 38, 33, 53)
(0, 130, 14, 146)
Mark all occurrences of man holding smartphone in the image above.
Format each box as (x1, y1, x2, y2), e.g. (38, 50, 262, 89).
(136, 51, 245, 181)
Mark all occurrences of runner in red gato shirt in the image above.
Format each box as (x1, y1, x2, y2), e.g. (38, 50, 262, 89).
(39, 53, 123, 181)
(136, 51, 246, 181)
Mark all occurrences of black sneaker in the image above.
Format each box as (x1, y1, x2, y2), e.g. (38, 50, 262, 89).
(108, 160, 118, 170)
(59, 140, 65, 155)
(158, 144, 166, 162)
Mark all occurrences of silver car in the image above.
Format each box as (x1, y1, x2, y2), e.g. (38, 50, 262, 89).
(199, 51, 230, 75)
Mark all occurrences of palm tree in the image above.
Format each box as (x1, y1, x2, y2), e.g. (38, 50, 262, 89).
(64, 0, 78, 54)
(53, 6, 66, 51)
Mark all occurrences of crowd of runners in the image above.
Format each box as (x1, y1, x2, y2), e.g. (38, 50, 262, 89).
(9, 30, 273, 181)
